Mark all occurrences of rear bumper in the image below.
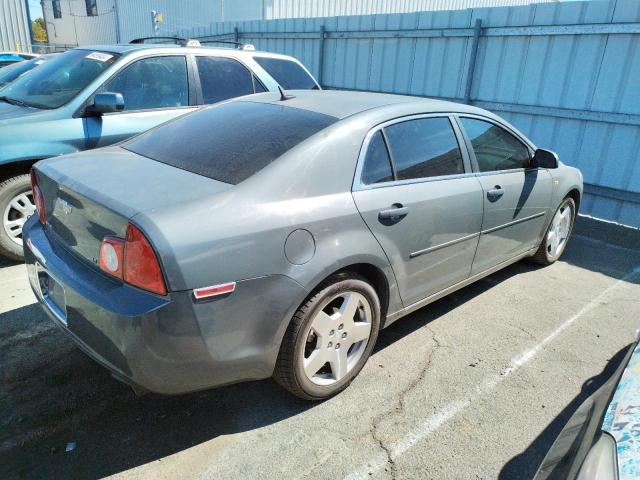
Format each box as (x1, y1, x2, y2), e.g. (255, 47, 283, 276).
(23, 217, 307, 394)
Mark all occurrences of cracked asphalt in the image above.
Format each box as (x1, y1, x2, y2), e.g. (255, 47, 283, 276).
(1, 220, 640, 480)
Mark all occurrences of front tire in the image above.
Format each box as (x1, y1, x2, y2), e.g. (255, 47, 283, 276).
(0, 174, 35, 261)
(532, 197, 576, 265)
(274, 272, 381, 400)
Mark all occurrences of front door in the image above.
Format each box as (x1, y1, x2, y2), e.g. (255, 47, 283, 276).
(457, 117, 553, 275)
(83, 55, 196, 149)
(352, 116, 483, 307)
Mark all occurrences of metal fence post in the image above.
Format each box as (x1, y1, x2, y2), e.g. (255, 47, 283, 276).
(234, 26, 239, 43)
(464, 19, 482, 104)
(318, 25, 326, 86)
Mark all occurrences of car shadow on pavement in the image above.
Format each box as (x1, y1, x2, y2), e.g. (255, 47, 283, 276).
(498, 344, 631, 480)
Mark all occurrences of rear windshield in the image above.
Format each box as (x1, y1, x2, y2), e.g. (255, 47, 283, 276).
(253, 57, 318, 90)
(123, 101, 337, 185)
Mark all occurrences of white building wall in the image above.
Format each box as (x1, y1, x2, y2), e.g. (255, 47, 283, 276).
(42, 0, 117, 47)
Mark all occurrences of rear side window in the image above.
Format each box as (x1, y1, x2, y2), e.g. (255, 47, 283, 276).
(103, 56, 188, 110)
(196, 56, 256, 104)
(384, 117, 464, 180)
(361, 131, 393, 185)
(124, 102, 337, 185)
(253, 57, 317, 90)
(460, 118, 530, 172)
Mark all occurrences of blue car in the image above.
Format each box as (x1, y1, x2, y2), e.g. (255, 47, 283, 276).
(536, 331, 640, 479)
(0, 52, 38, 69)
(0, 54, 56, 88)
(0, 39, 319, 260)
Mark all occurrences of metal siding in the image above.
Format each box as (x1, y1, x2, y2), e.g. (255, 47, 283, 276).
(0, 0, 31, 52)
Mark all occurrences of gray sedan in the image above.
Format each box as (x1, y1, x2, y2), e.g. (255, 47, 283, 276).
(23, 90, 583, 400)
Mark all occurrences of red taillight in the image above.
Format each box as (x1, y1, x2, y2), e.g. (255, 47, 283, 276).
(123, 224, 166, 295)
(30, 169, 46, 225)
(98, 223, 167, 296)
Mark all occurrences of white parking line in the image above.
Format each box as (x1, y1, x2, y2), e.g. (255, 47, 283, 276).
(345, 266, 640, 480)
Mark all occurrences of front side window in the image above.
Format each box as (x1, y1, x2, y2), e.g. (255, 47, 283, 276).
(361, 131, 393, 185)
(52, 0, 62, 18)
(253, 57, 318, 90)
(195, 56, 255, 104)
(384, 117, 464, 181)
(85, 0, 97, 16)
(124, 101, 337, 185)
(103, 56, 188, 111)
(0, 49, 118, 109)
(460, 118, 530, 172)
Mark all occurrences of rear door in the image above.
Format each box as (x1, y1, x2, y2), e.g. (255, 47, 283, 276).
(456, 116, 553, 275)
(352, 115, 483, 307)
(83, 55, 197, 148)
(193, 55, 265, 105)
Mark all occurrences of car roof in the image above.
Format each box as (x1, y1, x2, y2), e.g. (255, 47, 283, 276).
(79, 43, 297, 61)
(240, 90, 488, 120)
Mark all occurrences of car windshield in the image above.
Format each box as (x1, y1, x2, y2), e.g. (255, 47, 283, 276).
(0, 49, 118, 109)
(0, 56, 49, 87)
(123, 101, 338, 185)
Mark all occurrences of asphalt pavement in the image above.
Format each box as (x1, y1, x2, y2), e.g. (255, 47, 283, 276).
(1, 219, 639, 480)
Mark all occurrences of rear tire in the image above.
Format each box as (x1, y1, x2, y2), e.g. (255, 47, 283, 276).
(273, 272, 381, 400)
(531, 197, 575, 266)
(0, 174, 34, 261)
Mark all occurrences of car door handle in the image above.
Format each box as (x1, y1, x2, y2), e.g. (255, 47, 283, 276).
(378, 204, 409, 220)
(486, 186, 504, 201)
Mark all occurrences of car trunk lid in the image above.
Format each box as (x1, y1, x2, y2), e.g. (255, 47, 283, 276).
(35, 146, 232, 268)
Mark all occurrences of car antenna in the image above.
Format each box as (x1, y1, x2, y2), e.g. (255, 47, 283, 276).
(278, 85, 295, 101)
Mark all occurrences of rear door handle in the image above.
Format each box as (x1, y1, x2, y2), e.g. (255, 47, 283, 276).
(378, 204, 409, 220)
(486, 186, 504, 201)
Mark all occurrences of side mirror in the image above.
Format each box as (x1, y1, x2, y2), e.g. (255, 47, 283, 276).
(530, 148, 559, 169)
(89, 92, 124, 115)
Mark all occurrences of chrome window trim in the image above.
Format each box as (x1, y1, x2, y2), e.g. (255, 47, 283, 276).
(352, 113, 473, 192)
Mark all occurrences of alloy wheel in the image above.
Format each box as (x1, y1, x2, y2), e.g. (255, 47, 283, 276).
(546, 202, 573, 259)
(2, 190, 36, 247)
(303, 291, 373, 386)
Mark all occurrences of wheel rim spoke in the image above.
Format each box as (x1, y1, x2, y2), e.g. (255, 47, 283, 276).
(350, 322, 372, 344)
(311, 311, 334, 336)
(330, 347, 349, 381)
(304, 349, 329, 378)
(339, 292, 360, 322)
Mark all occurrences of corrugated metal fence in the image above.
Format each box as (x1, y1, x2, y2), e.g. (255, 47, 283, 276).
(0, 0, 32, 52)
(176, 0, 640, 227)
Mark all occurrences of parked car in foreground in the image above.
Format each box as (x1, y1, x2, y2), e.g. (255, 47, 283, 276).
(536, 331, 640, 480)
(0, 54, 56, 88)
(0, 52, 38, 68)
(0, 38, 319, 260)
(24, 90, 583, 400)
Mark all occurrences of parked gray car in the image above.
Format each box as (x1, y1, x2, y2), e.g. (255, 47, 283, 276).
(24, 90, 583, 400)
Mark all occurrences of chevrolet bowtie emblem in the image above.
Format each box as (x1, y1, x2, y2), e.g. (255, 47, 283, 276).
(59, 199, 73, 215)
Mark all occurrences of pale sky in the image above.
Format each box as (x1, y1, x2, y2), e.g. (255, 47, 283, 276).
(28, 0, 43, 20)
